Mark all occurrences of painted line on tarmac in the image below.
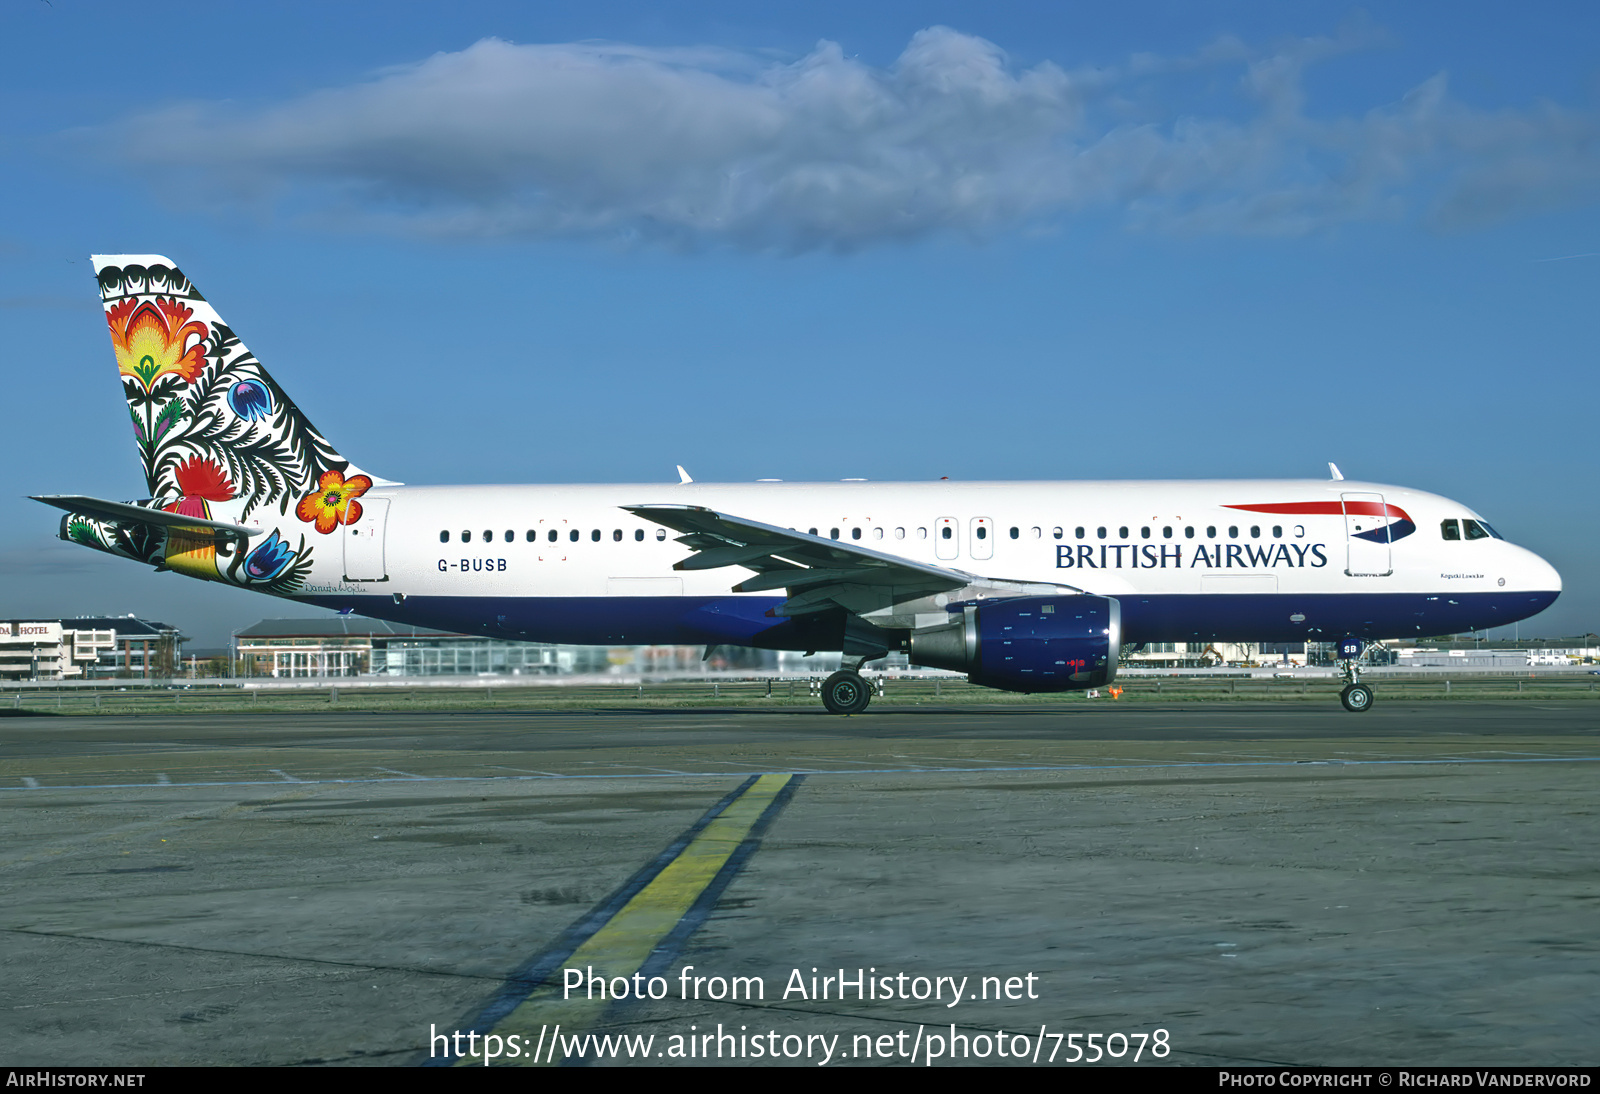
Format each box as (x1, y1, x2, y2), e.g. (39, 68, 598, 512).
(5, 754, 1600, 794)
(426, 772, 802, 1068)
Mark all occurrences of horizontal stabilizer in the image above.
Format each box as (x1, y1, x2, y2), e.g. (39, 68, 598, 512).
(31, 495, 261, 540)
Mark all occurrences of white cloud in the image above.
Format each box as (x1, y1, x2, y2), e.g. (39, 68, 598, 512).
(97, 26, 1600, 250)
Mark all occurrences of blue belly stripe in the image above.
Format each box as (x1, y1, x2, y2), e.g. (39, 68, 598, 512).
(296, 590, 1559, 648)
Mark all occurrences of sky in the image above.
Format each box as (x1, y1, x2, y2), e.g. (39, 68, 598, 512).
(2, 1, 1598, 647)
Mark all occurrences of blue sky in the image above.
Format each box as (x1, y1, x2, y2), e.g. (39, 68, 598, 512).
(2, 2, 1597, 646)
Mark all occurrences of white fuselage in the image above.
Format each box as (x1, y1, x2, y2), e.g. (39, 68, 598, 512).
(242, 478, 1559, 649)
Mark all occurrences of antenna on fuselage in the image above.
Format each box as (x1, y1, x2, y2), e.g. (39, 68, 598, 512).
(1328, 462, 1344, 481)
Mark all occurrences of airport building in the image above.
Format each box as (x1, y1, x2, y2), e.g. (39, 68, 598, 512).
(60, 617, 188, 679)
(233, 618, 650, 678)
(0, 621, 117, 682)
(0, 617, 193, 681)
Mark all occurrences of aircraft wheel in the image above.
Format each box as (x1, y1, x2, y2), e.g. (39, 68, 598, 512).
(821, 670, 872, 715)
(1339, 683, 1374, 712)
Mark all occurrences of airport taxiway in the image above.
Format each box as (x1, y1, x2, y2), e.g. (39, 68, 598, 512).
(1, 703, 1595, 1066)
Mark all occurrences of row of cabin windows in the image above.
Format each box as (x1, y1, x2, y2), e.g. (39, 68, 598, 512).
(441, 528, 671, 544)
(436, 521, 1396, 546)
(1440, 519, 1500, 541)
(809, 527, 925, 540)
(1069, 524, 1285, 540)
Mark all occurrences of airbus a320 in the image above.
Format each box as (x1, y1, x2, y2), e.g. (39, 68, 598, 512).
(34, 256, 1561, 713)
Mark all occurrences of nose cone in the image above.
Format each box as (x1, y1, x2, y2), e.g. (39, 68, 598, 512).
(1506, 544, 1561, 622)
(1521, 545, 1562, 595)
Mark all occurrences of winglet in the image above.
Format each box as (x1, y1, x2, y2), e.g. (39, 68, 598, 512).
(1328, 462, 1344, 481)
(676, 465, 694, 485)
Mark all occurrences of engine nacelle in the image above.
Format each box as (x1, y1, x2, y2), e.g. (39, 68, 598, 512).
(906, 595, 1121, 693)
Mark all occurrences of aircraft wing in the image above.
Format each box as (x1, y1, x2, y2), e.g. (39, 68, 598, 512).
(623, 504, 972, 618)
(30, 495, 261, 540)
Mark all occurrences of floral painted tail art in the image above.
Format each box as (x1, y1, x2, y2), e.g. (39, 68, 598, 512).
(65, 255, 380, 591)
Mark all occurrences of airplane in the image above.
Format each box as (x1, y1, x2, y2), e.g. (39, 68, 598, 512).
(32, 255, 1561, 714)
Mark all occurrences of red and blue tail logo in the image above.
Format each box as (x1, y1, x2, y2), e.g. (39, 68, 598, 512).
(1224, 501, 1416, 543)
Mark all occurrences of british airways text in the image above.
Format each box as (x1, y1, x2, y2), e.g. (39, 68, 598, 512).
(1056, 543, 1329, 570)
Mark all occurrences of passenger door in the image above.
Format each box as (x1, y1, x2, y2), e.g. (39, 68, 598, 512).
(1341, 492, 1392, 577)
(934, 516, 959, 561)
(343, 497, 389, 581)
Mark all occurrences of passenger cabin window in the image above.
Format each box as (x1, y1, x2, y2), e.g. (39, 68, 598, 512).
(1052, 527, 1063, 539)
(851, 528, 861, 541)
(548, 529, 558, 543)
(1463, 519, 1491, 541)
(1031, 527, 1042, 539)
(830, 528, 840, 540)
(482, 530, 492, 543)
(1184, 527, 1194, 539)
(613, 529, 622, 542)
(569, 529, 579, 542)
(655, 528, 667, 541)
(1118, 526, 1128, 538)
(1228, 526, 1239, 538)
(461, 529, 471, 542)
(895, 527, 906, 539)
(1272, 525, 1282, 538)
(1008, 527, 1019, 539)
(526, 530, 536, 542)
(1163, 526, 1173, 539)
(504, 530, 514, 543)
(916, 527, 927, 539)
(1441, 519, 1461, 540)
(635, 529, 644, 541)
(975, 526, 988, 540)
(1140, 527, 1150, 539)
(1250, 526, 1260, 538)
(591, 529, 601, 542)
(1206, 526, 1217, 538)
(1075, 527, 1085, 539)
(1097, 527, 1107, 539)
(808, 527, 818, 536)
(439, 530, 449, 543)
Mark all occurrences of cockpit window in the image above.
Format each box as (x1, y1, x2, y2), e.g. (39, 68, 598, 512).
(1462, 519, 1491, 541)
(1481, 523, 1504, 540)
(1440, 519, 1460, 541)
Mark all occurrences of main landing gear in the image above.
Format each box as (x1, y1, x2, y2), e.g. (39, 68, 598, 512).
(821, 669, 873, 715)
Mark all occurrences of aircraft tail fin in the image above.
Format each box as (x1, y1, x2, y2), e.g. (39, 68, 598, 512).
(91, 254, 375, 522)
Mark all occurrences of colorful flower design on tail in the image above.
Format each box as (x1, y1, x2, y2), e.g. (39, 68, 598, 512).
(296, 468, 372, 534)
(108, 298, 209, 390)
(228, 380, 273, 421)
(243, 530, 295, 581)
(87, 258, 377, 596)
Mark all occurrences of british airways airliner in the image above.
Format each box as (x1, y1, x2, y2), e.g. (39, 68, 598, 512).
(34, 256, 1560, 714)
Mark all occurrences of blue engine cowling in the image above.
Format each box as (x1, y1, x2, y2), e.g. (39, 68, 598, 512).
(906, 595, 1121, 693)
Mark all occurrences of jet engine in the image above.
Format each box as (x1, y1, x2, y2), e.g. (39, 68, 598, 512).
(906, 596, 1121, 692)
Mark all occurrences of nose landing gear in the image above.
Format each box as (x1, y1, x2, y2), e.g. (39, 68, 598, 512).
(1340, 681, 1374, 712)
(1336, 637, 1374, 712)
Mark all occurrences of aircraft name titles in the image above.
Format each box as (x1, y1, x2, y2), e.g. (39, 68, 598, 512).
(1056, 543, 1329, 570)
